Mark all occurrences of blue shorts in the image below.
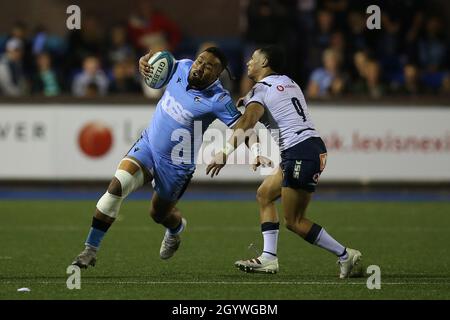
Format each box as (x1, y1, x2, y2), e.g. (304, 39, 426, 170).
(126, 134, 194, 201)
(280, 137, 327, 193)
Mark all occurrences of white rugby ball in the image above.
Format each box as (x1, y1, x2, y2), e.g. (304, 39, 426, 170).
(144, 51, 176, 89)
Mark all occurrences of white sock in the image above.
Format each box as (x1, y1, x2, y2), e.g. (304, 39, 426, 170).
(314, 228, 347, 260)
(261, 229, 279, 260)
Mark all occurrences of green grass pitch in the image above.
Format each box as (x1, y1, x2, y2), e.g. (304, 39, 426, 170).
(1, 199, 449, 299)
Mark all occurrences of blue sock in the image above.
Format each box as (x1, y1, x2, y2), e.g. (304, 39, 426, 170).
(168, 219, 184, 235)
(85, 228, 106, 249)
(85, 217, 111, 249)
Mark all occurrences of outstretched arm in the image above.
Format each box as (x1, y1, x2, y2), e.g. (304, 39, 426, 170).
(245, 128, 273, 172)
(206, 102, 267, 177)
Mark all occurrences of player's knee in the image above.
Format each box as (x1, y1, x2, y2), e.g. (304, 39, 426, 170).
(284, 216, 300, 232)
(107, 177, 122, 196)
(256, 185, 271, 206)
(96, 168, 144, 219)
(284, 217, 295, 231)
(114, 169, 144, 197)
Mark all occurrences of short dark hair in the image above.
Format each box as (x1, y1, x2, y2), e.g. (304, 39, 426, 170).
(259, 45, 286, 73)
(202, 46, 228, 71)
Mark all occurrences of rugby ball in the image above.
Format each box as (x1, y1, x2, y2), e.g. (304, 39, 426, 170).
(144, 51, 176, 89)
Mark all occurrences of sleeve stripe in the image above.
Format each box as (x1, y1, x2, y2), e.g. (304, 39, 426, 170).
(256, 81, 272, 87)
(245, 100, 265, 108)
(227, 115, 242, 128)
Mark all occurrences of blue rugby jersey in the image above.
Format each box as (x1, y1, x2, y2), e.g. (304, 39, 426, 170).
(144, 59, 241, 167)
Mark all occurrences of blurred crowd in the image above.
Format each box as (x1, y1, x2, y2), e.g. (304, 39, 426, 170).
(241, 0, 450, 98)
(0, 0, 449, 100)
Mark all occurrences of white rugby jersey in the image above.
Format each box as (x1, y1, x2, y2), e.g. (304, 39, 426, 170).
(243, 74, 319, 151)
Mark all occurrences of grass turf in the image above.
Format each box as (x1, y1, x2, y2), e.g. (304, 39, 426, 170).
(0, 200, 449, 299)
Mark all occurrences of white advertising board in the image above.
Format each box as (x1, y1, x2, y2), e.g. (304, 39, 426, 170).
(1, 104, 449, 182)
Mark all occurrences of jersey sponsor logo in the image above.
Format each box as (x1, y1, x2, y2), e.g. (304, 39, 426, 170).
(277, 85, 284, 92)
(160, 91, 194, 125)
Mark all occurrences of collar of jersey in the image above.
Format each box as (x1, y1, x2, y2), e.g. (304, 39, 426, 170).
(186, 79, 219, 92)
(259, 73, 281, 83)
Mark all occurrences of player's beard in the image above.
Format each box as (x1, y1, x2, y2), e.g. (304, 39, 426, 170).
(188, 74, 202, 87)
(188, 71, 213, 90)
(188, 72, 203, 87)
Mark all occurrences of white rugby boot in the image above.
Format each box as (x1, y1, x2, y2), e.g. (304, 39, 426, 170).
(337, 248, 362, 279)
(235, 256, 279, 274)
(72, 246, 97, 269)
(160, 218, 187, 260)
